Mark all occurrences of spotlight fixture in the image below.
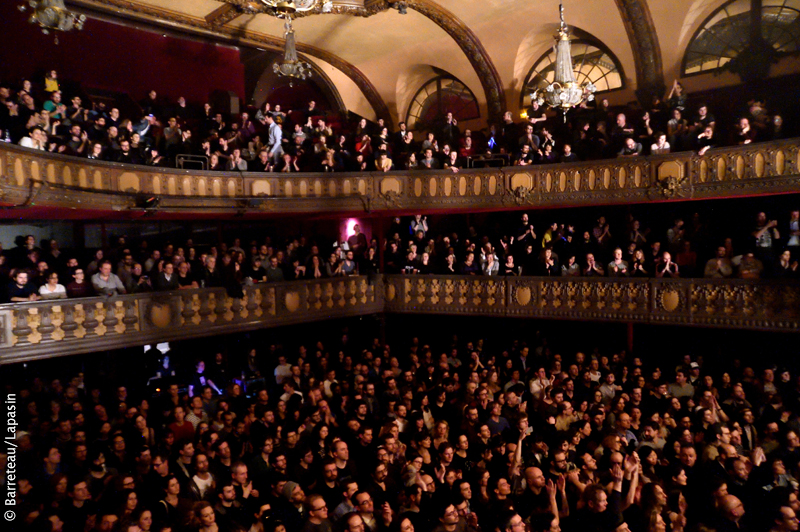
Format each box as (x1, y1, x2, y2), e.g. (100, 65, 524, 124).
(393, 1, 408, 15)
(321, 0, 332, 13)
(135, 194, 161, 211)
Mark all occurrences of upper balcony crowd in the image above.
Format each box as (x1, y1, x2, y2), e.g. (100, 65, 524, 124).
(2, 197, 799, 304)
(0, 72, 792, 175)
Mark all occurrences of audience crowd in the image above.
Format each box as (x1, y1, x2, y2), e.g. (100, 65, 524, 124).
(5, 324, 800, 532)
(0, 71, 790, 174)
(1, 204, 798, 303)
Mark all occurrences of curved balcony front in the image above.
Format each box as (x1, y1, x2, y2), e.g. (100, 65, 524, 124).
(1, 275, 797, 365)
(0, 139, 798, 218)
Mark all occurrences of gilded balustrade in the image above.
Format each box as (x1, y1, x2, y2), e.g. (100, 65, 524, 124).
(0, 139, 798, 215)
(0, 275, 797, 364)
(383, 275, 800, 331)
(0, 276, 382, 364)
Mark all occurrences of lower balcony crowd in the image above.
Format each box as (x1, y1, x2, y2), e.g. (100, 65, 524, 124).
(6, 319, 799, 532)
(0, 72, 791, 174)
(1, 200, 799, 304)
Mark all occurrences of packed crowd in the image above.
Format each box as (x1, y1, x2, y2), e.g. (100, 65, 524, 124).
(5, 324, 800, 532)
(0, 72, 790, 174)
(384, 209, 799, 280)
(2, 203, 799, 303)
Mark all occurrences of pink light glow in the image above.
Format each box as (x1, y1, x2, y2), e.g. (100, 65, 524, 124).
(346, 218, 359, 237)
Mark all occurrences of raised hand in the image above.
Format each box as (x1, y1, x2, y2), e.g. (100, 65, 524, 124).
(611, 463, 624, 482)
(546, 478, 556, 498)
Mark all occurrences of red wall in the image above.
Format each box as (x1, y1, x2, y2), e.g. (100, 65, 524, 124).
(0, 2, 245, 105)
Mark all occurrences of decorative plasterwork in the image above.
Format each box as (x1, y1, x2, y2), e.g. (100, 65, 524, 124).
(217, 0, 387, 18)
(206, 3, 242, 26)
(2, 138, 798, 217)
(2, 275, 798, 364)
(612, 0, 665, 104)
(400, 0, 506, 124)
(66, 0, 394, 127)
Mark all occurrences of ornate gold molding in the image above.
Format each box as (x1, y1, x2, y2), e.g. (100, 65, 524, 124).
(217, 0, 387, 18)
(1, 277, 383, 364)
(2, 275, 797, 364)
(206, 3, 242, 27)
(1, 139, 799, 216)
(384, 275, 800, 332)
(613, 0, 665, 105)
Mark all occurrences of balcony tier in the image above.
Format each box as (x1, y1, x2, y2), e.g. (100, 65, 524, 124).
(0, 139, 799, 218)
(1, 275, 797, 365)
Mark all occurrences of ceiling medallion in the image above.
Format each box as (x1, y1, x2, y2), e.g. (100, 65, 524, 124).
(531, 2, 596, 121)
(233, 0, 317, 16)
(18, 0, 86, 44)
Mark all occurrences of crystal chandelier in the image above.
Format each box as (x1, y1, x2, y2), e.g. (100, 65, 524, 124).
(18, 0, 86, 44)
(273, 17, 313, 82)
(247, 1, 314, 83)
(531, 3, 595, 119)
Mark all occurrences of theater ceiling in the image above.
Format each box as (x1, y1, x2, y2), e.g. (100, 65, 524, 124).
(65, 0, 767, 121)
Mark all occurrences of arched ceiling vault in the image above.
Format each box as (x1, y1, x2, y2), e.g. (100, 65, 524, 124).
(67, 0, 395, 127)
(393, 0, 507, 123)
(64, 0, 685, 119)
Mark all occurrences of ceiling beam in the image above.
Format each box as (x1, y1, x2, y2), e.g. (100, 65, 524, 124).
(205, 3, 241, 27)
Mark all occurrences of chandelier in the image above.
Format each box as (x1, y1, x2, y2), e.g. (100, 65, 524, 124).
(18, 0, 86, 44)
(232, 1, 315, 82)
(274, 17, 313, 82)
(531, 3, 595, 119)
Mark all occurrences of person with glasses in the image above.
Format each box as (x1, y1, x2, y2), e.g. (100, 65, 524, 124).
(433, 503, 461, 532)
(352, 491, 375, 530)
(302, 494, 333, 532)
(772, 505, 800, 532)
(499, 512, 525, 532)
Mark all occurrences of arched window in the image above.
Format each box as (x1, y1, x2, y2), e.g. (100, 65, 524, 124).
(405, 76, 480, 130)
(521, 39, 624, 109)
(683, 0, 800, 75)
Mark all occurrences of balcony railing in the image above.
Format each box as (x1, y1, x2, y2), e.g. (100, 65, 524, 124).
(0, 138, 798, 215)
(0, 275, 797, 364)
(384, 275, 800, 331)
(0, 276, 383, 364)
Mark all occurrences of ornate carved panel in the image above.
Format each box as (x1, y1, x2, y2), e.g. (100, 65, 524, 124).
(1, 277, 383, 364)
(2, 140, 800, 216)
(385, 276, 800, 332)
(612, 0, 665, 105)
